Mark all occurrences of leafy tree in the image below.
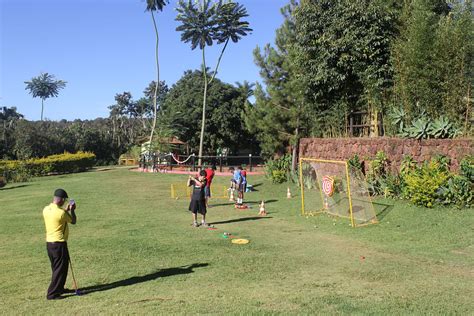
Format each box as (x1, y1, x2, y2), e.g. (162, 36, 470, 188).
(11, 121, 73, 159)
(160, 69, 252, 154)
(432, 0, 473, 133)
(142, 80, 169, 122)
(24, 73, 67, 121)
(144, 0, 168, 150)
(247, 1, 308, 170)
(176, 0, 251, 164)
(108, 92, 132, 149)
(294, 0, 398, 137)
(234, 80, 254, 107)
(391, 0, 472, 132)
(392, 0, 443, 120)
(0, 107, 24, 159)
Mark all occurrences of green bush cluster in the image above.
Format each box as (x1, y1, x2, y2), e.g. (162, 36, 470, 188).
(265, 155, 292, 184)
(403, 160, 450, 207)
(363, 152, 473, 208)
(0, 151, 96, 183)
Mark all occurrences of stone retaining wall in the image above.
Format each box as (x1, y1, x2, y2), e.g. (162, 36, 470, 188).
(299, 138, 473, 172)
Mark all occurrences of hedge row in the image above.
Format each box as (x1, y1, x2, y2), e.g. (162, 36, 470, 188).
(0, 152, 96, 182)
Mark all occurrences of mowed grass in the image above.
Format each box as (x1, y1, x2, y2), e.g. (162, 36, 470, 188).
(0, 168, 473, 315)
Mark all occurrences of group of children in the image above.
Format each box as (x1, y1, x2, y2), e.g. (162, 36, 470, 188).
(187, 165, 248, 227)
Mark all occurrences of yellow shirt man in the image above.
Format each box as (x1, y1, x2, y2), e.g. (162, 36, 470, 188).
(43, 203, 73, 242)
(43, 188, 77, 300)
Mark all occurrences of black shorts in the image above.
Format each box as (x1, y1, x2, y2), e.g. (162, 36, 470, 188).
(189, 199, 207, 215)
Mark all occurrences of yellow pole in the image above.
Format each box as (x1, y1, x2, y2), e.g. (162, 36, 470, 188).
(344, 161, 355, 227)
(299, 158, 305, 215)
(304, 158, 347, 165)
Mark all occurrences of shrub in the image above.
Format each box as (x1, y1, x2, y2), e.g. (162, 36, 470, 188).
(460, 156, 474, 182)
(366, 151, 389, 196)
(400, 155, 417, 177)
(348, 154, 363, 173)
(437, 175, 473, 208)
(378, 174, 404, 198)
(271, 170, 287, 184)
(265, 155, 291, 183)
(403, 160, 450, 207)
(0, 152, 96, 183)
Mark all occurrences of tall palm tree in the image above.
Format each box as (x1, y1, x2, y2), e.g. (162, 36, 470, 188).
(235, 80, 255, 105)
(145, 0, 168, 151)
(24, 73, 66, 120)
(176, 0, 251, 166)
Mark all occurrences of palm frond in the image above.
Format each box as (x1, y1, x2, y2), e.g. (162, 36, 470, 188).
(145, 0, 168, 12)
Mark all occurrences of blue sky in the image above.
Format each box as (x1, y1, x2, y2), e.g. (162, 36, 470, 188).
(0, 0, 288, 121)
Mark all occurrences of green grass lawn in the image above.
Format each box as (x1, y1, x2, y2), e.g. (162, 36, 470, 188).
(1, 168, 473, 315)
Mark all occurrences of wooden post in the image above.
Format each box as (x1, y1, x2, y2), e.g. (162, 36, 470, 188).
(349, 112, 354, 137)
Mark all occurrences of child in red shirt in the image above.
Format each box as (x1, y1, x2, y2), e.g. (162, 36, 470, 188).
(204, 165, 216, 208)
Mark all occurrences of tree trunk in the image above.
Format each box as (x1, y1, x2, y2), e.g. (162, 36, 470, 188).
(148, 10, 160, 153)
(198, 47, 208, 167)
(369, 97, 379, 137)
(41, 99, 44, 121)
(3, 120, 6, 151)
(464, 85, 471, 136)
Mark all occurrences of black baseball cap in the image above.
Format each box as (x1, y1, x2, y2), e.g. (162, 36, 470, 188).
(54, 188, 68, 199)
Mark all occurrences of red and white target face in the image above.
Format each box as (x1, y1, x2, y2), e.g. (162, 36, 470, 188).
(322, 176, 334, 197)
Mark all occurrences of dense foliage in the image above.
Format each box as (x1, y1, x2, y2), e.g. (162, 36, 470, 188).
(176, 0, 252, 163)
(0, 151, 95, 182)
(159, 70, 255, 154)
(2, 0, 472, 173)
(250, 0, 473, 144)
(246, 1, 309, 171)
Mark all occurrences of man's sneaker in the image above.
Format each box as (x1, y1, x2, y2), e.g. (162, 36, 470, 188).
(192, 222, 199, 227)
(61, 288, 76, 294)
(201, 222, 209, 227)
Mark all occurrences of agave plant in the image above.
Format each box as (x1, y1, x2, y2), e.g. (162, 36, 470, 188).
(406, 118, 432, 139)
(388, 107, 406, 134)
(429, 116, 461, 139)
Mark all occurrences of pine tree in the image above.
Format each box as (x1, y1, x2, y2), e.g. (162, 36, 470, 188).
(245, 1, 308, 170)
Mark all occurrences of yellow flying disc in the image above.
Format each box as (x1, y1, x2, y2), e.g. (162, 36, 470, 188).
(231, 238, 250, 245)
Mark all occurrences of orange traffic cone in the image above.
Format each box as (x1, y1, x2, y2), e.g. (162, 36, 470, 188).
(287, 187, 292, 199)
(229, 189, 235, 202)
(258, 201, 267, 216)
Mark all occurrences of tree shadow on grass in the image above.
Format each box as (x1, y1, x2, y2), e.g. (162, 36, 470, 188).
(210, 216, 273, 225)
(76, 263, 209, 296)
(0, 184, 32, 191)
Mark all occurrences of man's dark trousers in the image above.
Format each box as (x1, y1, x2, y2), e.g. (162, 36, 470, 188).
(46, 242, 69, 299)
